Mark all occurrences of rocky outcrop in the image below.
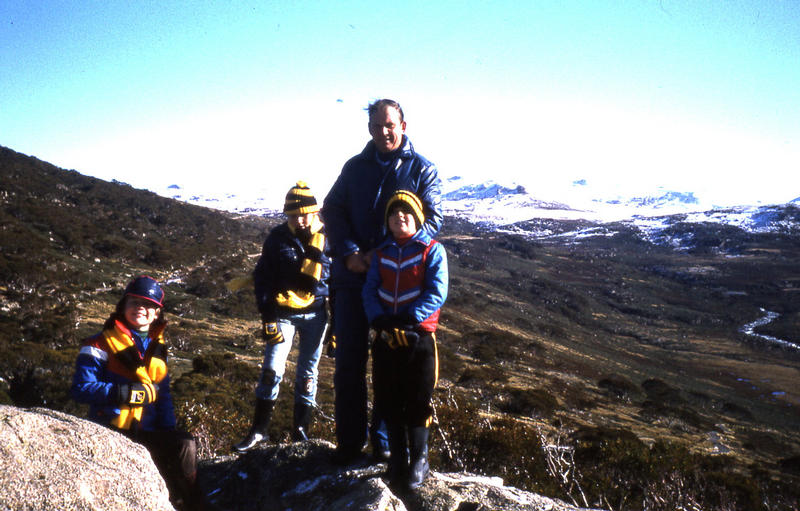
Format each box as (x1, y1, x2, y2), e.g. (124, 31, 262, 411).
(0, 405, 603, 511)
(0, 405, 174, 511)
(198, 439, 604, 511)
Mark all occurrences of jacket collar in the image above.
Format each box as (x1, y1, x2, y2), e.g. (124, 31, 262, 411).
(377, 227, 431, 250)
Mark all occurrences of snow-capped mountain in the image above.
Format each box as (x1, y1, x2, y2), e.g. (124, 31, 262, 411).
(439, 176, 800, 239)
(440, 175, 723, 224)
(154, 176, 800, 248)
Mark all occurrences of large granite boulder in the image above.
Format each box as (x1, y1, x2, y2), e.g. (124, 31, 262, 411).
(0, 405, 605, 511)
(0, 405, 174, 511)
(197, 439, 604, 511)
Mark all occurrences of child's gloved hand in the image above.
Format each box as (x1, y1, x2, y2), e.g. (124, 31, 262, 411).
(379, 328, 420, 349)
(394, 312, 418, 330)
(262, 322, 285, 344)
(371, 314, 394, 332)
(117, 382, 158, 406)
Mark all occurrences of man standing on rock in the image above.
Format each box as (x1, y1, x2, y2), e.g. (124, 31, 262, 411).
(322, 98, 443, 464)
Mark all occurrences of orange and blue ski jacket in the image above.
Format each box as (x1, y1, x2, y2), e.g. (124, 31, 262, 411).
(362, 229, 448, 332)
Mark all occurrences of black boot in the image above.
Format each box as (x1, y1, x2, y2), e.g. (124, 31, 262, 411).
(292, 402, 314, 442)
(407, 426, 430, 490)
(233, 399, 274, 452)
(386, 424, 409, 490)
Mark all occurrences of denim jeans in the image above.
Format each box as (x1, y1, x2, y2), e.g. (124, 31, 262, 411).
(255, 308, 327, 406)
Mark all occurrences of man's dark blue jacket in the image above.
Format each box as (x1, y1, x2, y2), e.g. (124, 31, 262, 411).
(322, 135, 442, 289)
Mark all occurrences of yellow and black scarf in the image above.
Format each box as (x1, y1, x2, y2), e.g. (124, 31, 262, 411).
(277, 215, 326, 310)
(103, 319, 168, 430)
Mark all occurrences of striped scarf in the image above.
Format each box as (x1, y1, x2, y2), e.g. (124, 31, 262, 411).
(277, 215, 326, 310)
(103, 319, 168, 430)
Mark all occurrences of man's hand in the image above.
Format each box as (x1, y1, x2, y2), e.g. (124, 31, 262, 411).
(345, 252, 369, 273)
(262, 322, 285, 344)
(323, 330, 337, 358)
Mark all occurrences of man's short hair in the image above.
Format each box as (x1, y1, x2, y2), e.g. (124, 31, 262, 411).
(367, 98, 404, 123)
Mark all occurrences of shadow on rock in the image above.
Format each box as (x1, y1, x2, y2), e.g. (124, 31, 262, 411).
(197, 440, 604, 511)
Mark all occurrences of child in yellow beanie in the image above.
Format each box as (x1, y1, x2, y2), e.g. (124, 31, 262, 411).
(362, 189, 448, 491)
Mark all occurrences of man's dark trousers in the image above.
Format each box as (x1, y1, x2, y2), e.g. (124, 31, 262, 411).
(333, 286, 388, 455)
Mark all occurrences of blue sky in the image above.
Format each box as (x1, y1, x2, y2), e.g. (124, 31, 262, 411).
(2, 1, 799, 207)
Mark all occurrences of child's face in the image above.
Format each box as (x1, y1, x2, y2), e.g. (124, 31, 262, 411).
(124, 297, 161, 330)
(388, 205, 417, 238)
(288, 213, 314, 232)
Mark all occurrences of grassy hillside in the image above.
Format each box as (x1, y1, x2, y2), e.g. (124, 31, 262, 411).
(2, 145, 799, 510)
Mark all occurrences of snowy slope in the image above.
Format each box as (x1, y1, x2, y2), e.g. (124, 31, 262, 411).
(154, 177, 800, 246)
(441, 176, 718, 224)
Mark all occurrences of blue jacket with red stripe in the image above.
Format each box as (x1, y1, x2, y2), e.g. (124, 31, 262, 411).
(70, 327, 176, 431)
(362, 229, 448, 332)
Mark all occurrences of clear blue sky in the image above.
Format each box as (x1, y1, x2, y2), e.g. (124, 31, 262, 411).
(2, 0, 799, 206)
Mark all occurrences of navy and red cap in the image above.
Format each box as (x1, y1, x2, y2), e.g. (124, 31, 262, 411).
(124, 275, 164, 307)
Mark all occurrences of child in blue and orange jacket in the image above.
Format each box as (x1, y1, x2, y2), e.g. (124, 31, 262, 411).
(71, 276, 201, 510)
(362, 189, 448, 491)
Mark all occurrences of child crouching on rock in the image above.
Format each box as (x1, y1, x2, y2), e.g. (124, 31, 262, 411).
(362, 190, 448, 492)
(71, 276, 202, 511)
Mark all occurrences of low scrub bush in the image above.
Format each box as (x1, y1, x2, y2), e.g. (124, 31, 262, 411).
(498, 387, 559, 417)
(598, 374, 640, 401)
(641, 378, 685, 406)
(432, 391, 557, 496)
(457, 365, 508, 386)
(465, 329, 519, 363)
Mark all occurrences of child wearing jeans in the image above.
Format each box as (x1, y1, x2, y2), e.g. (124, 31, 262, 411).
(234, 181, 330, 452)
(362, 190, 448, 491)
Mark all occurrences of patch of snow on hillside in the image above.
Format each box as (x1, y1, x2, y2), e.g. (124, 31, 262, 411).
(441, 176, 721, 225)
(161, 183, 281, 216)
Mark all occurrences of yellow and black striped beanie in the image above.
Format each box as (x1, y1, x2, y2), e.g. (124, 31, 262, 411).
(284, 181, 320, 215)
(385, 190, 425, 228)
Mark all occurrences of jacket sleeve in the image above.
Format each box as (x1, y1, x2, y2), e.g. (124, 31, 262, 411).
(253, 233, 279, 323)
(417, 164, 443, 240)
(361, 253, 386, 324)
(70, 344, 118, 405)
(153, 374, 177, 430)
(321, 165, 361, 258)
(408, 242, 448, 323)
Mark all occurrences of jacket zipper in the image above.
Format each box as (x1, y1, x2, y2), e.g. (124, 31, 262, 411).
(393, 243, 402, 314)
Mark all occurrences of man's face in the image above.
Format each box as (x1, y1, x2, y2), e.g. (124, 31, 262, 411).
(369, 105, 406, 154)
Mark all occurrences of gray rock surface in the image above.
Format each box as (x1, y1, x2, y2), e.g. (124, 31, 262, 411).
(0, 405, 604, 511)
(198, 439, 604, 511)
(0, 405, 175, 511)
(198, 440, 404, 511)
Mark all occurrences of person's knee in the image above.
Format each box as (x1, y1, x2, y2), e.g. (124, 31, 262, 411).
(177, 432, 196, 455)
(259, 368, 280, 387)
(297, 374, 316, 398)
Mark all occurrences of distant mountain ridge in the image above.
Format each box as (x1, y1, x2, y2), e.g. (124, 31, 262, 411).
(158, 175, 800, 249)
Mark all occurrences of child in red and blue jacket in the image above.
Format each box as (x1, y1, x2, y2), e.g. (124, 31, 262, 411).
(71, 276, 201, 510)
(362, 189, 448, 492)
